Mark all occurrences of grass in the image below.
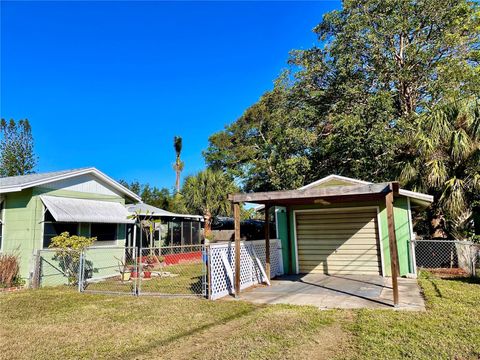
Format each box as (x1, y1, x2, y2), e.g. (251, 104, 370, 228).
(348, 273, 480, 359)
(0, 273, 479, 359)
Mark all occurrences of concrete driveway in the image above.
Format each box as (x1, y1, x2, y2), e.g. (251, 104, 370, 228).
(232, 274, 425, 310)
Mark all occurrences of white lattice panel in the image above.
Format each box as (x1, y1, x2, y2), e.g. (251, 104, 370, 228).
(208, 239, 284, 300)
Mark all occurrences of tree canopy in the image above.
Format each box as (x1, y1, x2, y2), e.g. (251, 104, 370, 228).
(182, 169, 238, 237)
(0, 119, 37, 177)
(204, 0, 480, 237)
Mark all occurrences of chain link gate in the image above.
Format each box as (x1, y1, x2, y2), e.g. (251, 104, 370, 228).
(138, 245, 207, 297)
(78, 245, 207, 297)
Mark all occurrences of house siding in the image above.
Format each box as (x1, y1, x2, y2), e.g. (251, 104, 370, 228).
(2, 189, 39, 280)
(2, 186, 129, 283)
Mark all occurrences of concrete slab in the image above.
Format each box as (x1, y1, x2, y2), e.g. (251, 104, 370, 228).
(225, 274, 425, 311)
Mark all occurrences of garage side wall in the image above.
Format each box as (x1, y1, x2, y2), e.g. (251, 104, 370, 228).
(287, 199, 413, 277)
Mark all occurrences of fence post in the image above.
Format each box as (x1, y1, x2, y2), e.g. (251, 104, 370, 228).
(78, 250, 84, 293)
(410, 240, 417, 276)
(31, 250, 41, 289)
(470, 244, 475, 278)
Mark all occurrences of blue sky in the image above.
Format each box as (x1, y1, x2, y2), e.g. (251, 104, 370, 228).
(1, 1, 340, 190)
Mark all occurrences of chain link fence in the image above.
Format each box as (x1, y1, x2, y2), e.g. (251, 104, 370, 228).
(31, 248, 83, 288)
(138, 245, 207, 297)
(32, 245, 207, 297)
(79, 246, 137, 295)
(412, 239, 479, 278)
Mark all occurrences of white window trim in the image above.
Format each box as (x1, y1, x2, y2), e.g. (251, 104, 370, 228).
(292, 206, 385, 276)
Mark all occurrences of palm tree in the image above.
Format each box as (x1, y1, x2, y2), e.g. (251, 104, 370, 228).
(182, 169, 238, 238)
(173, 136, 184, 192)
(400, 97, 480, 238)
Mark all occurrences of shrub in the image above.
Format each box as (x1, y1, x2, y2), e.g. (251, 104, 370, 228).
(49, 232, 95, 285)
(0, 253, 23, 288)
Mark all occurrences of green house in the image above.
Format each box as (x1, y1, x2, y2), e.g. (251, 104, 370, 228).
(249, 175, 434, 278)
(0, 168, 141, 285)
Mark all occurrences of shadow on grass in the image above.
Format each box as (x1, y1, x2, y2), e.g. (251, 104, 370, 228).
(120, 303, 262, 358)
(441, 276, 480, 285)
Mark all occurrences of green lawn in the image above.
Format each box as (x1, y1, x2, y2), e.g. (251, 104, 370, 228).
(0, 273, 479, 360)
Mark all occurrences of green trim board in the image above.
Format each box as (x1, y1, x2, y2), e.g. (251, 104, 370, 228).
(274, 207, 290, 272)
(283, 198, 414, 277)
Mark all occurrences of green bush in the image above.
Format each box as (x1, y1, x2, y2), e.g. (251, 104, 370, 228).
(49, 232, 95, 285)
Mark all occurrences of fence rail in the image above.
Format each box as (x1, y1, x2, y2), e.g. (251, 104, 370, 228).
(412, 239, 479, 278)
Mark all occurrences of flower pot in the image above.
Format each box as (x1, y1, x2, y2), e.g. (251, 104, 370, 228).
(130, 271, 139, 278)
(122, 272, 131, 281)
(143, 271, 152, 279)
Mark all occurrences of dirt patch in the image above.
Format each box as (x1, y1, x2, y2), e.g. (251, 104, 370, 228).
(282, 322, 352, 360)
(425, 268, 470, 278)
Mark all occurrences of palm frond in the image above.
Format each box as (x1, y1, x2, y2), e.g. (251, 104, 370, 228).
(173, 136, 183, 158)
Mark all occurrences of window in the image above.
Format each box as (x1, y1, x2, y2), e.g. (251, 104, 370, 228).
(43, 210, 79, 248)
(91, 223, 117, 242)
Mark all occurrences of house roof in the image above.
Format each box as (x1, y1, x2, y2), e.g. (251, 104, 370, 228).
(125, 203, 203, 221)
(251, 175, 433, 210)
(0, 167, 141, 202)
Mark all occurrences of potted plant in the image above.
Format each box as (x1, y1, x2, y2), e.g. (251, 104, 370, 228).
(143, 263, 153, 279)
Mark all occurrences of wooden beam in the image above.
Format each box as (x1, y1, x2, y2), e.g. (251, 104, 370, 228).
(386, 185, 400, 306)
(233, 202, 241, 296)
(228, 182, 391, 203)
(264, 204, 271, 282)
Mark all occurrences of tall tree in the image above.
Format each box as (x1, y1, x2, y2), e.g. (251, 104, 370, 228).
(173, 136, 184, 192)
(182, 169, 238, 238)
(400, 98, 480, 238)
(0, 119, 37, 177)
(119, 180, 174, 211)
(205, 0, 480, 193)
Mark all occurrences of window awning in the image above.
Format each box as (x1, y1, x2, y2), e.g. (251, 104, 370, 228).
(40, 195, 134, 224)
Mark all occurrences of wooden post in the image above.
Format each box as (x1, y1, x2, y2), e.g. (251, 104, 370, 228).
(264, 204, 271, 282)
(233, 202, 241, 296)
(386, 185, 400, 306)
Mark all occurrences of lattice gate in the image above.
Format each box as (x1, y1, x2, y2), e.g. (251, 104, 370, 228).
(208, 239, 283, 300)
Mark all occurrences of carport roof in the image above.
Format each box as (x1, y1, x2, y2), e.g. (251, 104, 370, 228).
(241, 175, 433, 209)
(229, 182, 392, 204)
(229, 181, 432, 208)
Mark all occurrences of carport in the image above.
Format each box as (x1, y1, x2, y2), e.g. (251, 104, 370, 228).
(229, 178, 432, 307)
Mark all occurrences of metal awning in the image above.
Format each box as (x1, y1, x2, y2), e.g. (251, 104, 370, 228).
(40, 195, 134, 223)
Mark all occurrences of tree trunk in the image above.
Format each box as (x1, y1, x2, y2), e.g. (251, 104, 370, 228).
(203, 210, 212, 239)
(175, 168, 180, 193)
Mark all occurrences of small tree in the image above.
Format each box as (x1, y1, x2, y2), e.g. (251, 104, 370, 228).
(0, 119, 37, 177)
(49, 232, 95, 285)
(182, 169, 238, 238)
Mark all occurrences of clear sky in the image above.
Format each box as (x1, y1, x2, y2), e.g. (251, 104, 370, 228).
(1, 1, 340, 190)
